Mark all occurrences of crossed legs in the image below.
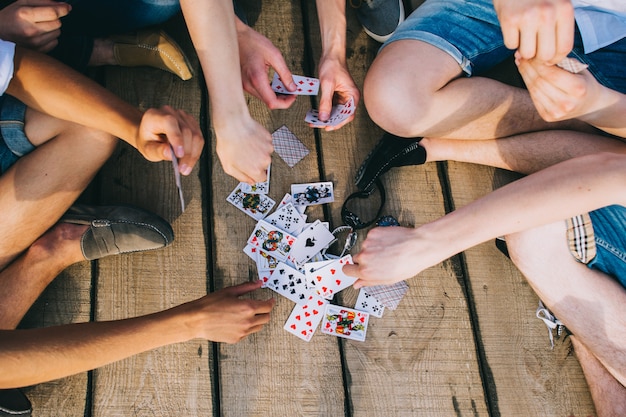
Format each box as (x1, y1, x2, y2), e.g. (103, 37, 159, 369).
(0, 108, 117, 329)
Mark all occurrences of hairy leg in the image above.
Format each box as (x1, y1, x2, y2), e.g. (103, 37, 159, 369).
(0, 109, 117, 327)
(506, 222, 626, 388)
(421, 130, 625, 174)
(570, 335, 626, 417)
(364, 40, 587, 139)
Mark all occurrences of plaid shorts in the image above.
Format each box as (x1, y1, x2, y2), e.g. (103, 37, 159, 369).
(567, 205, 626, 288)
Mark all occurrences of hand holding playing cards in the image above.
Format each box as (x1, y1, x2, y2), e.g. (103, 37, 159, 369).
(215, 116, 273, 184)
(182, 280, 275, 344)
(344, 226, 435, 287)
(316, 56, 360, 131)
(236, 19, 297, 110)
(0, 0, 71, 52)
(494, 0, 574, 64)
(516, 57, 617, 123)
(136, 106, 204, 175)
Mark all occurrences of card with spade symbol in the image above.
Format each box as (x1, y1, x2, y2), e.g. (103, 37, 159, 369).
(354, 288, 385, 318)
(284, 293, 328, 342)
(269, 262, 311, 305)
(321, 304, 369, 342)
(290, 220, 335, 265)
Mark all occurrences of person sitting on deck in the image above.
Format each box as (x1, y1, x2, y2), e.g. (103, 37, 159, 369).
(343, 0, 626, 415)
(0, 40, 274, 415)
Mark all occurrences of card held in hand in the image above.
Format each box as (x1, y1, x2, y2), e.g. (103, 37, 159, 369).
(271, 73, 320, 95)
(321, 304, 369, 342)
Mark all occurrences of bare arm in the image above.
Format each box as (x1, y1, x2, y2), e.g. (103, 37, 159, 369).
(0, 281, 274, 389)
(314, 0, 359, 129)
(180, 0, 273, 184)
(6, 47, 203, 172)
(345, 150, 626, 286)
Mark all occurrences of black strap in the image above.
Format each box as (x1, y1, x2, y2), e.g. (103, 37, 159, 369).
(341, 179, 386, 230)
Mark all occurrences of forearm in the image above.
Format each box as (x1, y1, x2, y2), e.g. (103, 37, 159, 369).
(7, 47, 143, 147)
(316, 0, 347, 63)
(419, 151, 626, 262)
(580, 87, 626, 138)
(180, 0, 250, 129)
(0, 307, 194, 388)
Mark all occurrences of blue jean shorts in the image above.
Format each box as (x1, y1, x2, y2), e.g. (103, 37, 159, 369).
(567, 205, 626, 288)
(0, 95, 34, 175)
(384, 0, 626, 93)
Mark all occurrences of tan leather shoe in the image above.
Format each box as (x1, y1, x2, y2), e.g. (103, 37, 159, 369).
(111, 29, 193, 81)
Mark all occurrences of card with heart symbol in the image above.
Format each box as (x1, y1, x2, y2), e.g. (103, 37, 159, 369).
(289, 220, 335, 265)
(321, 304, 369, 342)
(247, 220, 297, 262)
(310, 255, 356, 299)
(283, 293, 328, 342)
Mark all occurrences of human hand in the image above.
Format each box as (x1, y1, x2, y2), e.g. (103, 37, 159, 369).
(0, 0, 71, 52)
(343, 226, 429, 288)
(236, 20, 297, 110)
(136, 106, 204, 175)
(315, 55, 360, 131)
(215, 115, 273, 183)
(185, 280, 275, 344)
(494, 0, 574, 63)
(516, 56, 612, 122)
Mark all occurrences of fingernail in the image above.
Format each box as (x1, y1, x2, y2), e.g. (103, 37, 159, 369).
(181, 164, 192, 175)
(318, 112, 329, 121)
(289, 82, 297, 91)
(176, 146, 185, 158)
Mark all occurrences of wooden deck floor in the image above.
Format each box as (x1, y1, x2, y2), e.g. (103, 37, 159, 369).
(19, 1, 596, 416)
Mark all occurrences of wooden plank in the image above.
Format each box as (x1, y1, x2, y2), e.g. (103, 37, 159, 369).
(212, 1, 345, 415)
(19, 263, 91, 416)
(92, 16, 213, 416)
(446, 162, 595, 416)
(305, 4, 488, 416)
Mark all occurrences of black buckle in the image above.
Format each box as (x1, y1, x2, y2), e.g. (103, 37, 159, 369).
(341, 178, 386, 230)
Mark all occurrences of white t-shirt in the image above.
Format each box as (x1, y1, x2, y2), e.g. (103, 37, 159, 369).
(0, 39, 15, 96)
(572, 0, 626, 52)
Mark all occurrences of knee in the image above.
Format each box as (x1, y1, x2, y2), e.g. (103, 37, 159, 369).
(364, 59, 430, 138)
(69, 125, 118, 161)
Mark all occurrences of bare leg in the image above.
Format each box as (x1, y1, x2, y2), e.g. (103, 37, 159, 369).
(570, 336, 626, 417)
(506, 222, 626, 387)
(0, 109, 117, 328)
(364, 40, 588, 139)
(421, 130, 625, 174)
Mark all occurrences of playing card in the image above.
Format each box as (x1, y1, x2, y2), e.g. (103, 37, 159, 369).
(311, 255, 356, 299)
(354, 288, 385, 318)
(290, 220, 335, 265)
(247, 220, 297, 262)
(305, 97, 355, 128)
(284, 293, 328, 342)
(258, 269, 277, 290)
(291, 182, 334, 206)
(271, 73, 320, 95)
(279, 193, 307, 215)
(227, 183, 276, 220)
(240, 164, 271, 194)
(365, 281, 409, 310)
(271, 125, 310, 168)
(321, 304, 369, 342)
(556, 57, 588, 74)
(264, 202, 306, 235)
(169, 144, 185, 212)
(269, 262, 310, 305)
(304, 259, 334, 289)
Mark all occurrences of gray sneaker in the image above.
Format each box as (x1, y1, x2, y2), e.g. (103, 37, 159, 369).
(352, 0, 405, 43)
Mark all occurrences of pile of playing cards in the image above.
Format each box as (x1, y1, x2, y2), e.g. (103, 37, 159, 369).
(227, 172, 409, 342)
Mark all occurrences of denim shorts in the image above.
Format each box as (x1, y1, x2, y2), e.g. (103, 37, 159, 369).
(0, 95, 34, 175)
(567, 205, 626, 288)
(384, 0, 626, 93)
